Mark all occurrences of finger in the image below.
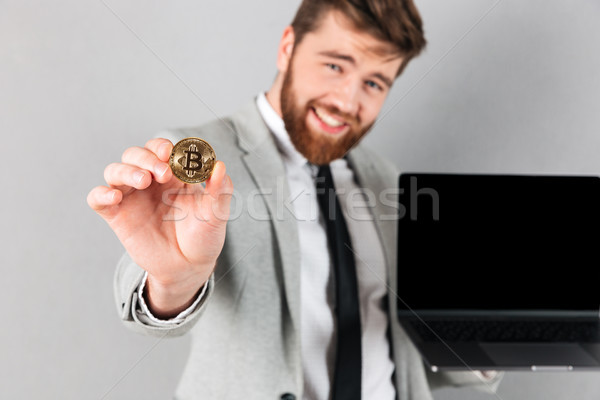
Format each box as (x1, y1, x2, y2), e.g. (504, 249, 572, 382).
(202, 162, 233, 223)
(104, 162, 153, 190)
(87, 185, 123, 213)
(144, 138, 173, 163)
(204, 161, 233, 199)
(121, 146, 172, 183)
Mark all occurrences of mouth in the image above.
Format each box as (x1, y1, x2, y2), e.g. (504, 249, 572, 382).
(309, 106, 350, 135)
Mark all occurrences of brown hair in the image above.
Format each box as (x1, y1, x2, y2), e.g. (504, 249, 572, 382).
(290, 0, 426, 76)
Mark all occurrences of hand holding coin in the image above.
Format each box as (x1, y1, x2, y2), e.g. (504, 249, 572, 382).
(87, 137, 233, 318)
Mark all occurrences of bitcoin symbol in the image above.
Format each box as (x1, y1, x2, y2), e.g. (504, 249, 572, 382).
(169, 137, 217, 184)
(177, 144, 203, 178)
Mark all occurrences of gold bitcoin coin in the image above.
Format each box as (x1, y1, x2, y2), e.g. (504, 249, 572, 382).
(169, 137, 216, 184)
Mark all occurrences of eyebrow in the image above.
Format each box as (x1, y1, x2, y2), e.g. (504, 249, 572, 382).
(317, 50, 394, 88)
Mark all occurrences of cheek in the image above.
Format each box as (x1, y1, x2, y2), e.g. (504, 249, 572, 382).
(304, 77, 333, 101)
(290, 59, 327, 98)
(291, 77, 322, 107)
(360, 97, 386, 124)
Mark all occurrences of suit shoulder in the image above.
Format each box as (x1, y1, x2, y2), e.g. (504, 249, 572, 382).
(354, 144, 400, 183)
(156, 117, 237, 147)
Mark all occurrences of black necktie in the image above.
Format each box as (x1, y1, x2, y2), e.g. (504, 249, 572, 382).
(316, 164, 362, 400)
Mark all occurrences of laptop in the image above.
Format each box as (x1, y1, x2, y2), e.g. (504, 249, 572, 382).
(396, 173, 600, 371)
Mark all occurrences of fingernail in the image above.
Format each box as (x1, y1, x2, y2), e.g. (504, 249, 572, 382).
(107, 191, 116, 202)
(134, 171, 145, 184)
(155, 163, 169, 177)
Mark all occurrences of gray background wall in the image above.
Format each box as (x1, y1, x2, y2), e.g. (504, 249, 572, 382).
(1, 0, 599, 399)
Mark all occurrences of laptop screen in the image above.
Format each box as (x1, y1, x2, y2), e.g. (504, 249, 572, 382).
(396, 173, 600, 312)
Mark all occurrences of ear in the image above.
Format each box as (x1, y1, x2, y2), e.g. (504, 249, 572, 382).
(276, 26, 295, 73)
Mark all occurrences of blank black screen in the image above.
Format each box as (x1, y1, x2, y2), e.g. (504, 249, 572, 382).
(397, 173, 600, 311)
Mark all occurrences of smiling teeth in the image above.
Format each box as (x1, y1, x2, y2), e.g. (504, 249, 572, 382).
(314, 108, 345, 128)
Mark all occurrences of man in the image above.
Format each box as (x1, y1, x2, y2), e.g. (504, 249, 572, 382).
(88, 1, 500, 399)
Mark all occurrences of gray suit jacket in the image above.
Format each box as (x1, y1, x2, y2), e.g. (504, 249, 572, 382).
(114, 99, 492, 400)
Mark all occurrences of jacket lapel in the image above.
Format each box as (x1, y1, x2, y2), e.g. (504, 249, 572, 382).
(346, 146, 397, 282)
(229, 100, 302, 334)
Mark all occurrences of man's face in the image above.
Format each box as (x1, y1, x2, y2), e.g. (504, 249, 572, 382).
(280, 11, 404, 165)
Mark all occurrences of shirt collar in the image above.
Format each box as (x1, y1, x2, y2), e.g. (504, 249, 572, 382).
(256, 92, 308, 168)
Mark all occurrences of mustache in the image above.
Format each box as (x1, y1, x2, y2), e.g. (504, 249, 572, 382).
(308, 102, 360, 126)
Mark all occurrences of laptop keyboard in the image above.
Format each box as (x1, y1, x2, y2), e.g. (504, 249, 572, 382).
(409, 319, 600, 343)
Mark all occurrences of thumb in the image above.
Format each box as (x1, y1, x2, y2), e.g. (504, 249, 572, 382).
(205, 161, 233, 199)
(203, 161, 234, 223)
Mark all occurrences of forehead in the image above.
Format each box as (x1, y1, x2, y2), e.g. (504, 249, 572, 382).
(296, 10, 403, 70)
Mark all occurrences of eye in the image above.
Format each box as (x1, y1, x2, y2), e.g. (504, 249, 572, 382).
(326, 63, 342, 72)
(365, 80, 383, 91)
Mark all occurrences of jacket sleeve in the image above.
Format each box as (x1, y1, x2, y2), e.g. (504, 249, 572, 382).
(113, 252, 215, 338)
(426, 369, 504, 393)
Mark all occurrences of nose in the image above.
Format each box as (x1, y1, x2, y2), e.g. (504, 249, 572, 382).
(330, 76, 360, 117)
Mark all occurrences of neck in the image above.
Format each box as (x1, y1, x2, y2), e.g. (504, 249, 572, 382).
(265, 73, 284, 118)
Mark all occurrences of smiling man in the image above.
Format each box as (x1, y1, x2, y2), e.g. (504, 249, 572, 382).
(88, 1, 500, 399)
(275, 10, 402, 166)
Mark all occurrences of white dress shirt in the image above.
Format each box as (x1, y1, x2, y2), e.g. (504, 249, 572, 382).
(137, 93, 397, 400)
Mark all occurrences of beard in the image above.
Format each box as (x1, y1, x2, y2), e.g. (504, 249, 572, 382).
(280, 60, 374, 166)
